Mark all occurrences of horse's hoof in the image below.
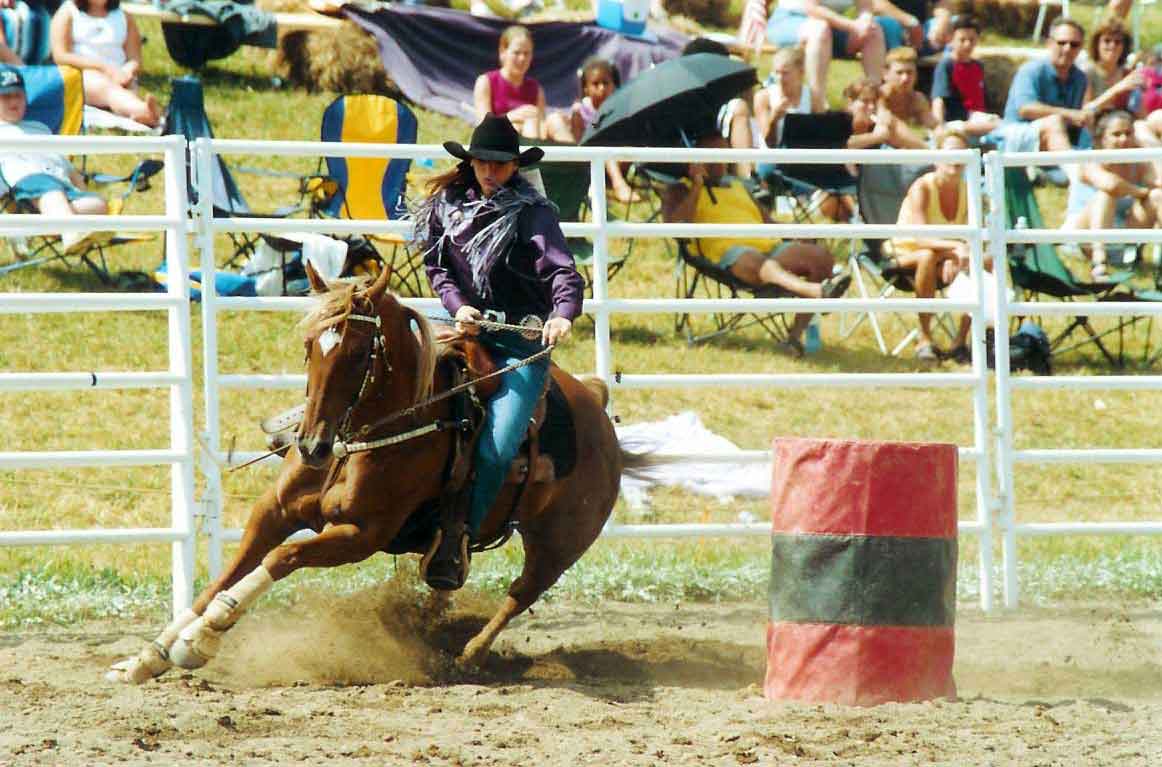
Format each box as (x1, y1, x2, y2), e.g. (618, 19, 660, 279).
(457, 641, 488, 669)
(170, 620, 220, 670)
(105, 644, 172, 684)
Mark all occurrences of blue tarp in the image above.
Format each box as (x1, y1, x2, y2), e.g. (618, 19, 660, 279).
(343, 4, 688, 123)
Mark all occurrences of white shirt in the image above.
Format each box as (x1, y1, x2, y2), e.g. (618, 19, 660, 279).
(0, 121, 75, 187)
(66, 0, 128, 67)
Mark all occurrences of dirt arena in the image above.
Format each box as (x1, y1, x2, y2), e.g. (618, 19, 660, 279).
(2, 586, 1160, 766)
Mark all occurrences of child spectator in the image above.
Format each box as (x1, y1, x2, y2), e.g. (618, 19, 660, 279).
(0, 64, 108, 254)
(1063, 109, 1162, 277)
(845, 77, 925, 149)
(49, 0, 161, 127)
(881, 46, 938, 130)
(930, 15, 1000, 135)
(473, 24, 545, 138)
(543, 57, 639, 203)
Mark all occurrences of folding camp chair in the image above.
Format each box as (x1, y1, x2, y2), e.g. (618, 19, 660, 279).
(843, 160, 962, 357)
(1003, 166, 1140, 367)
(311, 93, 422, 295)
(1, 1, 52, 65)
(164, 75, 303, 271)
(674, 240, 793, 346)
(761, 111, 857, 224)
(1, 65, 161, 284)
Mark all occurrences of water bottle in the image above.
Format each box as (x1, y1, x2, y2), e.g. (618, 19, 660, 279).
(804, 315, 822, 354)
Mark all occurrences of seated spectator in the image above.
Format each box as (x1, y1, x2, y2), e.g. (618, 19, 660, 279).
(754, 46, 822, 150)
(1130, 44, 1162, 177)
(543, 56, 638, 203)
(1063, 109, 1162, 277)
(0, 64, 108, 254)
(888, 129, 978, 361)
(49, 0, 161, 127)
(1082, 18, 1139, 114)
(930, 15, 1000, 136)
(473, 24, 544, 138)
(766, 0, 921, 101)
(661, 134, 852, 354)
(845, 77, 925, 149)
(988, 18, 1090, 159)
(881, 46, 938, 131)
(683, 37, 758, 178)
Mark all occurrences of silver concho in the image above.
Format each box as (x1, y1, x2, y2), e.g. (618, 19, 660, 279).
(519, 314, 544, 341)
(318, 327, 341, 357)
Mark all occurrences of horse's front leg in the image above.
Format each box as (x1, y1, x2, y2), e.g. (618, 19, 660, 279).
(167, 518, 396, 672)
(106, 483, 306, 684)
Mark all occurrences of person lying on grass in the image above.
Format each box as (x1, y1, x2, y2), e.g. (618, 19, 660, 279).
(0, 64, 109, 255)
(661, 133, 852, 356)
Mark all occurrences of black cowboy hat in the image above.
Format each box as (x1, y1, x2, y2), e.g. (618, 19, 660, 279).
(444, 113, 544, 167)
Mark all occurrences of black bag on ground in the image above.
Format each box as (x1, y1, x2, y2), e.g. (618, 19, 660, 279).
(986, 321, 1052, 375)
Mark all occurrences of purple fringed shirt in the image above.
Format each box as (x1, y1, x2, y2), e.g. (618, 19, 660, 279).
(421, 184, 584, 323)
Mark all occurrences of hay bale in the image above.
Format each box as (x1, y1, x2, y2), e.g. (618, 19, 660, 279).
(973, 0, 1060, 40)
(660, 0, 735, 29)
(980, 54, 1022, 114)
(261, 0, 396, 94)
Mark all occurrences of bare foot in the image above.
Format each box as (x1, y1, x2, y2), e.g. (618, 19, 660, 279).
(612, 185, 642, 204)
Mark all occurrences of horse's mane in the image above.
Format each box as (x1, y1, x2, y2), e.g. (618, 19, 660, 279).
(301, 277, 437, 405)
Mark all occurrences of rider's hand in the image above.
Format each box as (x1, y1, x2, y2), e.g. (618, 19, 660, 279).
(542, 317, 572, 346)
(454, 305, 482, 335)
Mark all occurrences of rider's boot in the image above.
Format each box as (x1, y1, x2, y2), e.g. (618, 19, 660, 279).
(420, 519, 470, 591)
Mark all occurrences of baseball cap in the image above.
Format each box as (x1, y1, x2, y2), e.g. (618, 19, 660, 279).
(0, 65, 24, 95)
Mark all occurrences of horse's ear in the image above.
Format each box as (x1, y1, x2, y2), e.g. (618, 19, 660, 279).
(364, 263, 392, 303)
(305, 260, 328, 294)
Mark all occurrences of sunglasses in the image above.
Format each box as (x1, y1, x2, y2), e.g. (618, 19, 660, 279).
(1053, 39, 1083, 49)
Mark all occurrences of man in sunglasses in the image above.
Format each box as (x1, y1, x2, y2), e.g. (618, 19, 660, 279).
(990, 17, 1090, 171)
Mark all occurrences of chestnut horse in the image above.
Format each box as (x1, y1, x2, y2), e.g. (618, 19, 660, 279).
(108, 266, 633, 685)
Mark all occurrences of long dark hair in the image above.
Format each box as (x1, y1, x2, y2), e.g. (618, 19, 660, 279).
(74, 0, 121, 13)
(423, 161, 477, 197)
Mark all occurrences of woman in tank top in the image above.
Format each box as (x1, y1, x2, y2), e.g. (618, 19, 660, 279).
(50, 0, 161, 127)
(473, 24, 545, 138)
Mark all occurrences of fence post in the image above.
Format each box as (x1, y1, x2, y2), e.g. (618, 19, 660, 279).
(193, 138, 226, 580)
(162, 136, 197, 616)
(589, 155, 613, 390)
(985, 152, 1020, 608)
(965, 152, 995, 612)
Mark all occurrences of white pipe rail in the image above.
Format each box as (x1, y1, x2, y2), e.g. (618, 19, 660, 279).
(192, 138, 998, 609)
(0, 134, 197, 617)
(986, 148, 1162, 610)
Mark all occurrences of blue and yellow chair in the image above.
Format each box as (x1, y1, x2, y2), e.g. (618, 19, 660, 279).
(311, 94, 423, 295)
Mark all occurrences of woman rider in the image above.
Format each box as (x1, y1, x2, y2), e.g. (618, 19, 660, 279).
(412, 113, 583, 590)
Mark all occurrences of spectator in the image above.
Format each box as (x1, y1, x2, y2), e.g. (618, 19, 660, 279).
(881, 46, 938, 130)
(0, 64, 108, 254)
(845, 77, 925, 149)
(1130, 45, 1162, 178)
(1106, 0, 1131, 19)
(683, 37, 758, 178)
(755, 46, 822, 150)
(49, 0, 161, 127)
(989, 18, 1089, 159)
(1082, 18, 1139, 114)
(888, 129, 975, 361)
(766, 0, 922, 100)
(930, 15, 1000, 136)
(543, 57, 639, 203)
(473, 25, 545, 138)
(1063, 109, 1162, 277)
(661, 134, 852, 354)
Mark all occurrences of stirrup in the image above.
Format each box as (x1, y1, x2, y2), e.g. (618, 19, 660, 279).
(420, 528, 470, 591)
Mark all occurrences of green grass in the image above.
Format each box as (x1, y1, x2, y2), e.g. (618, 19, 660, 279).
(2, 9, 1162, 626)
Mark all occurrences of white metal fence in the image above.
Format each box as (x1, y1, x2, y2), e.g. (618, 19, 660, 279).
(6, 137, 1162, 616)
(0, 135, 197, 618)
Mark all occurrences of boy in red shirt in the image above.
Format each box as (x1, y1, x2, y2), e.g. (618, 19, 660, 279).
(930, 16, 999, 136)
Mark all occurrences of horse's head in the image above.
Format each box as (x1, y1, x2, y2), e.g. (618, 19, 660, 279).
(296, 263, 435, 468)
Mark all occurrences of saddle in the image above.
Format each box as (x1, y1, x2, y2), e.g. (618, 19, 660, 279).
(435, 327, 576, 486)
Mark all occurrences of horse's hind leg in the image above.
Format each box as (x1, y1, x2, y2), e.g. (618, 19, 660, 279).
(107, 485, 302, 684)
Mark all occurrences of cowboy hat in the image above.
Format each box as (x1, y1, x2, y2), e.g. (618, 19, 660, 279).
(443, 113, 544, 167)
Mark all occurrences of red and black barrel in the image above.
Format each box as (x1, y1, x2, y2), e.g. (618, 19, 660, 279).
(764, 438, 958, 706)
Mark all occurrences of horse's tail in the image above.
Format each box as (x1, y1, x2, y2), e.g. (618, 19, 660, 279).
(617, 438, 678, 483)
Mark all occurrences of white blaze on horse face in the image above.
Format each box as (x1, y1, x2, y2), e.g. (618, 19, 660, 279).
(318, 327, 341, 357)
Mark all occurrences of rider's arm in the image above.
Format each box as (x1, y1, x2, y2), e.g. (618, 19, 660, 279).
(522, 204, 584, 321)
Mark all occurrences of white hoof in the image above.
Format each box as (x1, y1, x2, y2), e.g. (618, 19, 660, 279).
(169, 618, 222, 670)
(105, 643, 172, 684)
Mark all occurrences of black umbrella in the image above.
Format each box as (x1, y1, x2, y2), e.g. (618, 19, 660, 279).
(580, 53, 758, 148)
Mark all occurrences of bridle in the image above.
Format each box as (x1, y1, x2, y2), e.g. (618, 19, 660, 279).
(328, 308, 388, 444)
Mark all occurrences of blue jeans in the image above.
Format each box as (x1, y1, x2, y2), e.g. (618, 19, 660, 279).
(467, 331, 550, 536)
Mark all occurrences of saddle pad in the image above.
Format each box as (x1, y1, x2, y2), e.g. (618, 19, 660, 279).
(538, 375, 577, 479)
